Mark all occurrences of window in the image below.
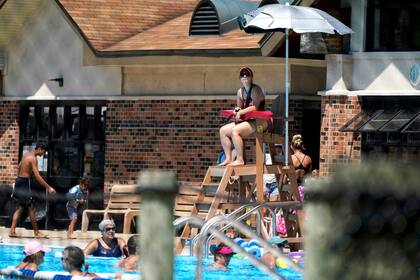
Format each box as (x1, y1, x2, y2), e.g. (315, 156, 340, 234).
(341, 108, 420, 133)
(19, 102, 106, 180)
(340, 110, 382, 132)
(366, 0, 420, 51)
(402, 114, 420, 133)
(53, 106, 65, 139)
(358, 110, 400, 132)
(380, 110, 420, 132)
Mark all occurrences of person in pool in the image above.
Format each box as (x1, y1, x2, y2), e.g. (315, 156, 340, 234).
(261, 236, 288, 270)
(62, 246, 98, 278)
(117, 235, 139, 272)
(83, 219, 127, 257)
(16, 240, 51, 271)
(211, 243, 236, 271)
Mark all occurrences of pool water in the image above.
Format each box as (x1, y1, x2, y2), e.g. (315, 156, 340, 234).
(0, 244, 302, 280)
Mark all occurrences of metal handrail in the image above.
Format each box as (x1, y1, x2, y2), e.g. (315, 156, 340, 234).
(203, 204, 277, 258)
(192, 201, 301, 256)
(173, 215, 205, 228)
(189, 203, 256, 255)
(195, 215, 303, 280)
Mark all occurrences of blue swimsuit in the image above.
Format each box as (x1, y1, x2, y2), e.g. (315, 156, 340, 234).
(92, 238, 123, 257)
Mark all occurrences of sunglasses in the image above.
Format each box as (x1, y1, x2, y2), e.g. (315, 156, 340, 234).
(104, 227, 116, 232)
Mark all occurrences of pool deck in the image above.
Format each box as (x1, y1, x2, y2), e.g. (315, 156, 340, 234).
(0, 226, 134, 248)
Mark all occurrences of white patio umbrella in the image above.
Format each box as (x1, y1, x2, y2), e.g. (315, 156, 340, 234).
(238, 2, 353, 165)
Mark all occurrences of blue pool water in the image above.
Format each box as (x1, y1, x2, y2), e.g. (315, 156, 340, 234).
(0, 244, 302, 280)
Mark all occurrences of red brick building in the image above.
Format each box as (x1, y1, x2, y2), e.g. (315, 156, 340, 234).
(0, 0, 418, 229)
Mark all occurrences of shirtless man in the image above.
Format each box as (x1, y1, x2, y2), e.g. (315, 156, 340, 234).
(9, 143, 56, 238)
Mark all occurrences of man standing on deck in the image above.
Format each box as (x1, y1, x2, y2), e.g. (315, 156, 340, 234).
(9, 142, 56, 238)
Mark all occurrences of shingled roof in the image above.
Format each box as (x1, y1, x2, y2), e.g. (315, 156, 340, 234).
(56, 0, 201, 51)
(104, 12, 262, 53)
(0, 0, 264, 54)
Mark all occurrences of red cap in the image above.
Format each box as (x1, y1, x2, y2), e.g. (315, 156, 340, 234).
(239, 67, 253, 78)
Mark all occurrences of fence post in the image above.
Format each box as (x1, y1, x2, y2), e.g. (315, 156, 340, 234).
(138, 170, 178, 280)
(305, 161, 420, 280)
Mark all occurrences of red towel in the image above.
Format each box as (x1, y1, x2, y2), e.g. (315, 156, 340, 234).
(219, 110, 273, 121)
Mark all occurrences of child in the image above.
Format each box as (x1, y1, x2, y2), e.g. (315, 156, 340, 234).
(210, 243, 236, 271)
(117, 235, 139, 272)
(16, 240, 51, 272)
(62, 246, 98, 277)
(66, 177, 89, 239)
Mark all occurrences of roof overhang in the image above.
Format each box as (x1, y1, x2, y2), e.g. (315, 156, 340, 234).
(0, 0, 43, 49)
(82, 51, 326, 67)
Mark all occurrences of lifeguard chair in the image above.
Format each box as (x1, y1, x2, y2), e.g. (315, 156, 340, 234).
(175, 96, 303, 253)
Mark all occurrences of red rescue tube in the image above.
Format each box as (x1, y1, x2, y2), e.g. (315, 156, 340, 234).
(219, 110, 273, 121)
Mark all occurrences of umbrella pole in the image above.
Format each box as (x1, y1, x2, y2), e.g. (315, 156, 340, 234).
(284, 28, 289, 166)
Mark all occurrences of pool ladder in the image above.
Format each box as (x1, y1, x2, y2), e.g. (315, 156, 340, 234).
(173, 201, 303, 280)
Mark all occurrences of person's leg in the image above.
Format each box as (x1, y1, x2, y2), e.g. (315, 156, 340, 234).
(218, 122, 235, 166)
(28, 206, 48, 238)
(67, 217, 77, 239)
(228, 121, 255, 166)
(9, 205, 23, 237)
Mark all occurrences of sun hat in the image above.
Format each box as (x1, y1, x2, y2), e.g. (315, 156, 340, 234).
(24, 241, 51, 256)
(210, 244, 236, 255)
(98, 219, 116, 231)
(267, 236, 288, 246)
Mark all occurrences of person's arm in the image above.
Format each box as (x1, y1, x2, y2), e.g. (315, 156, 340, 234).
(118, 238, 128, 257)
(31, 157, 55, 193)
(236, 88, 243, 109)
(306, 156, 313, 173)
(84, 239, 99, 256)
(65, 187, 78, 200)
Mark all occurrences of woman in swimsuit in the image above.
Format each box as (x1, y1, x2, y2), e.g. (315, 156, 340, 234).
(83, 219, 127, 258)
(291, 134, 312, 202)
(16, 241, 51, 272)
(218, 67, 267, 166)
(62, 246, 99, 277)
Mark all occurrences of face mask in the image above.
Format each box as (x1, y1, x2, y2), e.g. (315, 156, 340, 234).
(244, 84, 251, 92)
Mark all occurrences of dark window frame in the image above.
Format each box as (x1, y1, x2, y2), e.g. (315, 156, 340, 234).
(340, 110, 383, 132)
(401, 113, 420, 133)
(358, 110, 400, 132)
(380, 110, 420, 132)
(19, 101, 106, 180)
(366, 0, 420, 51)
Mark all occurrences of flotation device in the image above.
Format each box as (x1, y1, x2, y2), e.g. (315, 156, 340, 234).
(219, 110, 273, 121)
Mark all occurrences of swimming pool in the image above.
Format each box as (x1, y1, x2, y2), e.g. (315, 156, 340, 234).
(0, 244, 302, 280)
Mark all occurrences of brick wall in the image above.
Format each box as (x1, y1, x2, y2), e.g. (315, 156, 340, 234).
(319, 95, 361, 177)
(0, 101, 19, 185)
(103, 98, 303, 193)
